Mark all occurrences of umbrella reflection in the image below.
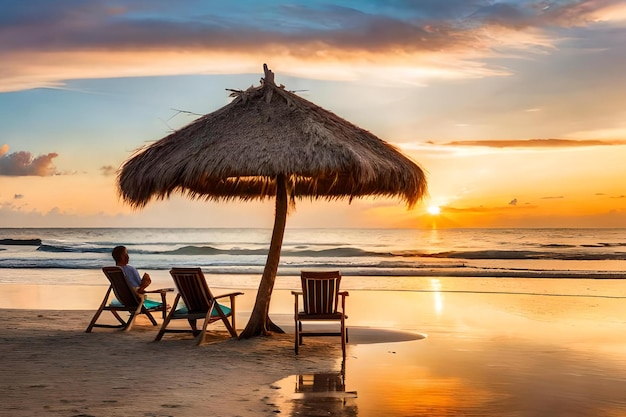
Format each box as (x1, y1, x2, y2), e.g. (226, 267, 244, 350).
(281, 359, 358, 416)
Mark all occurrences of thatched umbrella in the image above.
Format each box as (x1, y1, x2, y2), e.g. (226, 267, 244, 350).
(117, 64, 427, 339)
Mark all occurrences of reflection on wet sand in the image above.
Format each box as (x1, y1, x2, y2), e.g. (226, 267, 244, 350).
(270, 328, 424, 415)
(276, 358, 358, 416)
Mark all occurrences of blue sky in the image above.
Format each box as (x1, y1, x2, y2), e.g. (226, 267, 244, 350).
(1, 0, 625, 228)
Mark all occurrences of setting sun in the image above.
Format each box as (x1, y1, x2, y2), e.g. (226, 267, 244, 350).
(427, 205, 441, 215)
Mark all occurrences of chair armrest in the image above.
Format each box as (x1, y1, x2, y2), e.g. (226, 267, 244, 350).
(338, 291, 349, 296)
(291, 291, 302, 295)
(142, 288, 174, 318)
(144, 287, 175, 294)
(213, 292, 244, 300)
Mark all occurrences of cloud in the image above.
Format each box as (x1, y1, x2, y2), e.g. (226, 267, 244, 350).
(0, 0, 622, 91)
(14, 194, 23, 199)
(442, 203, 535, 214)
(443, 139, 626, 148)
(508, 198, 517, 206)
(0, 150, 59, 176)
(540, 196, 565, 200)
(566, 127, 626, 140)
(100, 165, 116, 176)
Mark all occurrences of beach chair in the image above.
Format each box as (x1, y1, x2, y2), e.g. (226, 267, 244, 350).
(292, 271, 349, 356)
(155, 267, 243, 345)
(86, 266, 171, 332)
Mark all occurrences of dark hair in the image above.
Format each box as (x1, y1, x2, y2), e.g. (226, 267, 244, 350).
(112, 245, 126, 262)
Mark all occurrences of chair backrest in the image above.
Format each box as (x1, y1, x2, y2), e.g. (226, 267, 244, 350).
(301, 271, 341, 315)
(102, 266, 141, 307)
(169, 268, 215, 314)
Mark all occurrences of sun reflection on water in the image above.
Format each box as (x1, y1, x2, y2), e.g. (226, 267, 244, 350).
(431, 278, 443, 315)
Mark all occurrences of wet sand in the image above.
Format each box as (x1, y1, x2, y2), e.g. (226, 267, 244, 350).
(1, 280, 626, 416)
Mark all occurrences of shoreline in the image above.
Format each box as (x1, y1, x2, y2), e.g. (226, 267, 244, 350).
(2, 265, 625, 279)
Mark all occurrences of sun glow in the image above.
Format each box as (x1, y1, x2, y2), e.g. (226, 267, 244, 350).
(427, 205, 441, 215)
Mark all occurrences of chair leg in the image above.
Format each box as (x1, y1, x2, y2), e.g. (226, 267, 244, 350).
(142, 308, 158, 326)
(213, 302, 238, 338)
(123, 313, 135, 331)
(197, 317, 211, 346)
(229, 294, 237, 333)
(86, 308, 131, 333)
(85, 307, 104, 333)
(159, 292, 168, 320)
(110, 310, 127, 325)
(86, 287, 113, 332)
(188, 319, 200, 336)
(341, 318, 346, 357)
(295, 319, 300, 355)
(124, 303, 144, 331)
(155, 307, 177, 341)
(155, 294, 182, 342)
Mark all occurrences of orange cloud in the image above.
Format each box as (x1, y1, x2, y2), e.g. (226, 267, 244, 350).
(443, 204, 536, 214)
(443, 139, 626, 148)
(0, 150, 59, 176)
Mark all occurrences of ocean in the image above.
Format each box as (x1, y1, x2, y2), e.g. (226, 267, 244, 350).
(0, 228, 624, 290)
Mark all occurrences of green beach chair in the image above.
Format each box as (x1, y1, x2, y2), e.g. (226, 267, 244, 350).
(86, 266, 170, 332)
(155, 267, 243, 345)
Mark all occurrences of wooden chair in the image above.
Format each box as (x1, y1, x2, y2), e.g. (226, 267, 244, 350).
(155, 267, 243, 345)
(292, 271, 349, 356)
(86, 266, 171, 332)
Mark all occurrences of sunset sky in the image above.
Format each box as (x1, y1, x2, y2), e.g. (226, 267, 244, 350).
(1, 0, 625, 229)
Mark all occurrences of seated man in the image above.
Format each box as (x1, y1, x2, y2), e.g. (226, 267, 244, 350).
(111, 245, 152, 293)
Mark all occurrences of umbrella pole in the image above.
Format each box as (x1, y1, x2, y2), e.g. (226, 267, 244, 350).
(239, 174, 288, 338)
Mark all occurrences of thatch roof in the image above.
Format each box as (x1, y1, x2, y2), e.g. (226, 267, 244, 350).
(118, 65, 427, 208)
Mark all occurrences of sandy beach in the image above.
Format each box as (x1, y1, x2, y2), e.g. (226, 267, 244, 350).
(2, 279, 626, 416)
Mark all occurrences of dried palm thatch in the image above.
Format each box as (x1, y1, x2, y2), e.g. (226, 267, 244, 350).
(118, 65, 426, 208)
(117, 64, 427, 339)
